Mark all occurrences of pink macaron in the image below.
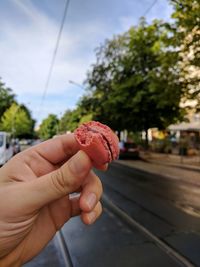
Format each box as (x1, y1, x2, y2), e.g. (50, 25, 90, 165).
(74, 121, 119, 166)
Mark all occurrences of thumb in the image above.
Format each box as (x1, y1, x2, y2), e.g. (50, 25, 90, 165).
(8, 151, 92, 212)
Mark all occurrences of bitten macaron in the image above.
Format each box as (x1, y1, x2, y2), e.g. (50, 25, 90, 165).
(74, 121, 119, 166)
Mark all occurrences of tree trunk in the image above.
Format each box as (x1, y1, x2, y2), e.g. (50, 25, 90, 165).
(145, 128, 149, 150)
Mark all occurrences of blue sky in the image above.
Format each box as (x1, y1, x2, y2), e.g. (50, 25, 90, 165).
(0, 0, 173, 125)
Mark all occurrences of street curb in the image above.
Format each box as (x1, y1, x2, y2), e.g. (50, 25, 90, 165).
(114, 160, 200, 187)
(139, 156, 200, 173)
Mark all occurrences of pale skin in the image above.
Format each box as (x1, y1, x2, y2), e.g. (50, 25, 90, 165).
(0, 134, 104, 267)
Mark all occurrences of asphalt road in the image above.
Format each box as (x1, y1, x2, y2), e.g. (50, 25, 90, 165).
(24, 161, 200, 267)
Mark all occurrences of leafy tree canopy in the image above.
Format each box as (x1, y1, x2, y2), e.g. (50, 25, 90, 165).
(58, 110, 79, 133)
(0, 103, 34, 138)
(0, 78, 16, 119)
(38, 114, 59, 140)
(170, 0, 200, 107)
(58, 105, 92, 134)
(82, 19, 184, 145)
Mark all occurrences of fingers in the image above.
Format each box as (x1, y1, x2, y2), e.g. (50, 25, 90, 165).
(49, 170, 103, 227)
(69, 194, 103, 225)
(72, 171, 103, 224)
(1, 145, 104, 227)
(94, 163, 108, 171)
(7, 151, 92, 213)
(24, 133, 79, 165)
(20, 133, 108, 177)
(79, 170, 103, 212)
(81, 202, 103, 225)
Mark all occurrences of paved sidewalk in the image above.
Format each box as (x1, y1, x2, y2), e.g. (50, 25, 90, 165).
(140, 151, 200, 171)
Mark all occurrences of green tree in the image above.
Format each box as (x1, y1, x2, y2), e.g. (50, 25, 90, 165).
(82, 34, 128, 130)
(0, 103, 34, 138)
(20, 104, 35, 137)
(38, 114, 59, 140)
(170, 0, 200, 107)
(58, 106, 89, 134)
(83, 19, 184, 146)
(58, 110, 72, 134)
(0, 78, 16, 119)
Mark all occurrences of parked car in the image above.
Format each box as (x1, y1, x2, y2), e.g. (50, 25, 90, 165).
(19, 139, 33, 146)
(0, 132, 13, 166)
(12, 140, 21, 155)
(119, 141, 139, 159)
(19, 139, 29, 145)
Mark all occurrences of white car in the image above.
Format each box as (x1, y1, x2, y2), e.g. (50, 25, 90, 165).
(0, 132, 13, 166)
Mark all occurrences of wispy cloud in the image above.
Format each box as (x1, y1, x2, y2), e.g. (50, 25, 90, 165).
(0, 0, 109, 96)
(119, 0, 173, 32)
(0, 0, 173, 124)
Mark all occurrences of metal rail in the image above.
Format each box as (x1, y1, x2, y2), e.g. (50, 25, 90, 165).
(102, 194, 196, 267)
(56, 230, 74, 267)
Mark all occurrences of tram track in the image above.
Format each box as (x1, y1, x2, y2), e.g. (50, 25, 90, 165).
(56, 162, 200, 267)
(102, 194, 196, 267)
(56, 231, 74, 267)
(98, 163, 200, 266)
(57, 188, 198, 267)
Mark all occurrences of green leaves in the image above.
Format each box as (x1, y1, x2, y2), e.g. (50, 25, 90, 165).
(0, 103, 34, 138)
(58, 109, 83, 133)
(38, 114, 59, 140)
(170, 0, 200, 104)
(0, 78, 35, 138)
(0, 78, 16, 118)
(81, 19, 184, 135)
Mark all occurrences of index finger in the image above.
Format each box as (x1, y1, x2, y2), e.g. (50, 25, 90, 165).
(25, 133, 79, 165)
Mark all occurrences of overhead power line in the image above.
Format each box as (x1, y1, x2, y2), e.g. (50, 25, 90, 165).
(141, 0, 159, 18)
(39, 0, 70, 116)
(38, 0, 158, 121)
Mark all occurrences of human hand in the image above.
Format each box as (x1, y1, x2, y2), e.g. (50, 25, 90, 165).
(0, 134, 103, 267)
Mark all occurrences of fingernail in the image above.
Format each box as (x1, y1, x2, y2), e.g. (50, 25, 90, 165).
(88, 211, 96, 224)
(86, 193, 96, 209)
